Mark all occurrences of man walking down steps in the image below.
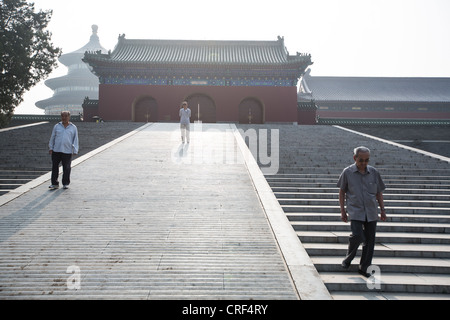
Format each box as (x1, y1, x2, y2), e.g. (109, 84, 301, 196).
(338, 146, 387, 277)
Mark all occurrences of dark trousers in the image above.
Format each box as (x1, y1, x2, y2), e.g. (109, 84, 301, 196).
(51, 152, 72, 186)
(343, 219, 377, 272)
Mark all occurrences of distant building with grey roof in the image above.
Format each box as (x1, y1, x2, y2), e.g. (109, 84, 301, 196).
(298, 69, 450, 124)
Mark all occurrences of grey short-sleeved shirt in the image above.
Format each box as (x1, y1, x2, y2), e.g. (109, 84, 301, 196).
(337, 164, 386, 222)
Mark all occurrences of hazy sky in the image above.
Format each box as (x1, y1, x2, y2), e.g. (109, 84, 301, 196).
(14, 0, 450, 114)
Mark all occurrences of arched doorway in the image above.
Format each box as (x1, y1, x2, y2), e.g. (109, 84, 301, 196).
(239, 98, 264, 124)
(186, 94, 216, 123)
(134, 97, 158, 122)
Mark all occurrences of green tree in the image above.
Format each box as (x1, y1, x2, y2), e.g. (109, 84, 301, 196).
(0, 0, 61, 127)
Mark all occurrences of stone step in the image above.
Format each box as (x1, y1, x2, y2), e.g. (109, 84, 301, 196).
(297, 231, 450, 244)
(272, 181, 450, 189)
(277, 153, 443, 161)
(287, 212, 450, 224)
(276, 167, 450, 174)
(395, 188, 449, 195)
(0, 179, 34, 184)
(320, 272, 450, 294)
(283, 205, 450, 215)
(0, 172, 48, 179)
(271, 186, 450, 195)
(291, 221, 450, 233)
(278, 198, 450, 208)
(269, 182, 339, 188)
(275, 191, 450, 201)
(277, 164, 449, 171)
(0, 184, 21, 190)
(270, 173, 450, 179)
(268, 181, 450, 190)
(312, 256, 450, 274)
(330, 291, 450, 300)
(266, 176, 450, 183)
(303, 243, 450, 258)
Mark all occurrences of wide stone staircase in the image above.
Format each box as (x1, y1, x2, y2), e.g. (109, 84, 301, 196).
(238, 124, 450, 300)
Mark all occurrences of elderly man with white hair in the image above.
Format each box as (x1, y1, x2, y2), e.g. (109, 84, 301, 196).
(48, 111, 79, 190)
(337, 146, 387, 277)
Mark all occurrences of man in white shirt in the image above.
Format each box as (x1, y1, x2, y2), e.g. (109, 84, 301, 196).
(179, 101, 191, 143)
(48, 111, 79, 189)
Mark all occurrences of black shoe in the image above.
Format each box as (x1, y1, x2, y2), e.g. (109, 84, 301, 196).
(341, 261, 350, 269)
(358, 269, 370, 278)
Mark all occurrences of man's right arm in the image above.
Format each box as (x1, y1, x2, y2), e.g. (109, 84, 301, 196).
(339, 189, 348, 223)
(337, 170, 348, 223)
(49, 125, 56, 154)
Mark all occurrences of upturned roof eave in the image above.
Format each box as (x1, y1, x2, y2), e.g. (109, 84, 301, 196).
(83, 57, 310, 69)
(82, 40, 311, 68)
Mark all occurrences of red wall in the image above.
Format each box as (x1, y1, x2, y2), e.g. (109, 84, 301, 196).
(298, 109, 317, 125)
(98, 84, 298, 123)
(82, 106, 99, 121)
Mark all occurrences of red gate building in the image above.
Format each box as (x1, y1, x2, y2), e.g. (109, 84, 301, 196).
(83, 35, 312, 123)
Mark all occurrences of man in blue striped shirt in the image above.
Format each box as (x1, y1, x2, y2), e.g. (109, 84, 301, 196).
(48, 111, 79, 189)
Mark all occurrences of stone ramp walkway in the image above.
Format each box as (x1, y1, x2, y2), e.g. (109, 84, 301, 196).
(0, 123, 325, 299)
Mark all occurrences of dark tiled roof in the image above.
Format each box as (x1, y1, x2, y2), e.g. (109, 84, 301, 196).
(84, 36, 311, 67)
(300, 71, 450, 102)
